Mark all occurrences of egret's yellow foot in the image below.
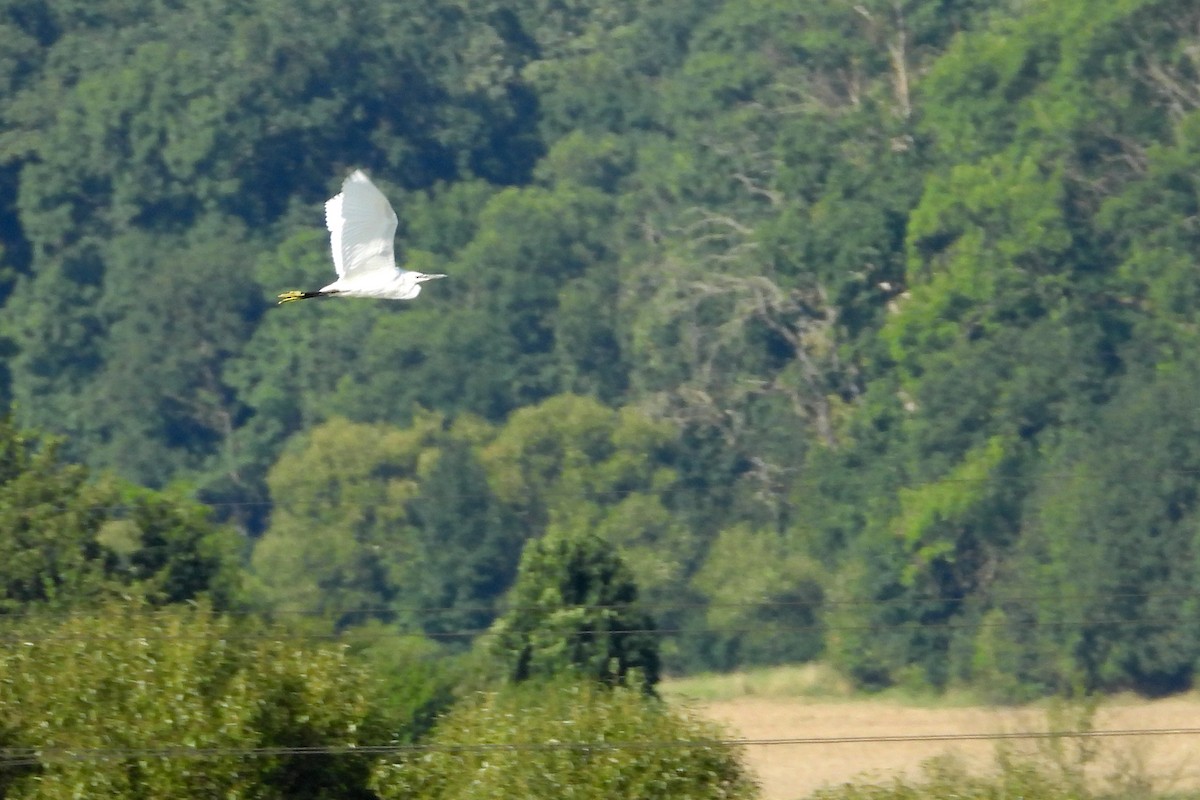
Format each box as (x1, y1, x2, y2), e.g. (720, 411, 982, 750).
(277, 290, 305, 305)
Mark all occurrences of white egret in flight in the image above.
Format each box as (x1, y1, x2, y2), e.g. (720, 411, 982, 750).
(278, 170, 446, 304)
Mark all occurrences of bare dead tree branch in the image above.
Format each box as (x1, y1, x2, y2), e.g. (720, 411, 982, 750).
(887, 0, 912, 119)
(732, 172, 785, 206)
(665, 270, 846, 448)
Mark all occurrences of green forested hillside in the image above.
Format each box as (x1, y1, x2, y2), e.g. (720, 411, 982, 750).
(2, 0, 1200, 705)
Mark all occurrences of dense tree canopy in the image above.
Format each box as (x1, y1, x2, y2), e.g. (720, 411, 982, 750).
(2, 0, 1200, 701)
(0, 415, 241, 613)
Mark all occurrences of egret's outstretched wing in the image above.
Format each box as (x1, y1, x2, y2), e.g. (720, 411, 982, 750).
(325, 170, 399, 279)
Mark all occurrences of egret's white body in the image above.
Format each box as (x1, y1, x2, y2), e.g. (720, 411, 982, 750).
(278, 170, 445, 304)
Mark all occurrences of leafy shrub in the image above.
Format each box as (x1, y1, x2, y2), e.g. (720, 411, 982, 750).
(371, 679, 758, 800)
(0, 601, 382, 799)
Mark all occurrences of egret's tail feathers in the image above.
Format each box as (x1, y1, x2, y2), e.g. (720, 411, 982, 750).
(277, 290, 322, 305)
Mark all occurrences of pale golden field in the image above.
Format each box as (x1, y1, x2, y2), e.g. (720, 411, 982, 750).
(664, 668, 1200, 800)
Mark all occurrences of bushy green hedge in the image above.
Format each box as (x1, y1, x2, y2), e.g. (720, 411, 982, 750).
(371, 679, 757, 800)
(0, 601, 382, 799)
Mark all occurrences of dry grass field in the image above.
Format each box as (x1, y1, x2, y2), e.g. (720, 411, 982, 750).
(664, 667, 1200, 800)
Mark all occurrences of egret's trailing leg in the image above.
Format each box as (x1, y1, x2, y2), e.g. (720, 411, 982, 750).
(277, 290, 336, 304)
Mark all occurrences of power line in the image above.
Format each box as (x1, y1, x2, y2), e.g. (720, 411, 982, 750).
(3, 727, 1200, 768)
(227, 587, 1200, 619)
(5, 586, 1197, 627)
(0, 614, 1189, 647)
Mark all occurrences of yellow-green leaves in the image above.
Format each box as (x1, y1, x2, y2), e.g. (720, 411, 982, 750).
(888, 156, 1073, 384)
(0, 601, 377, 799)
(893, 436, 1011, 585)
(370, 680, 757, 800)
(482, 395, 691, 601)
(250, 414, 442, 627)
